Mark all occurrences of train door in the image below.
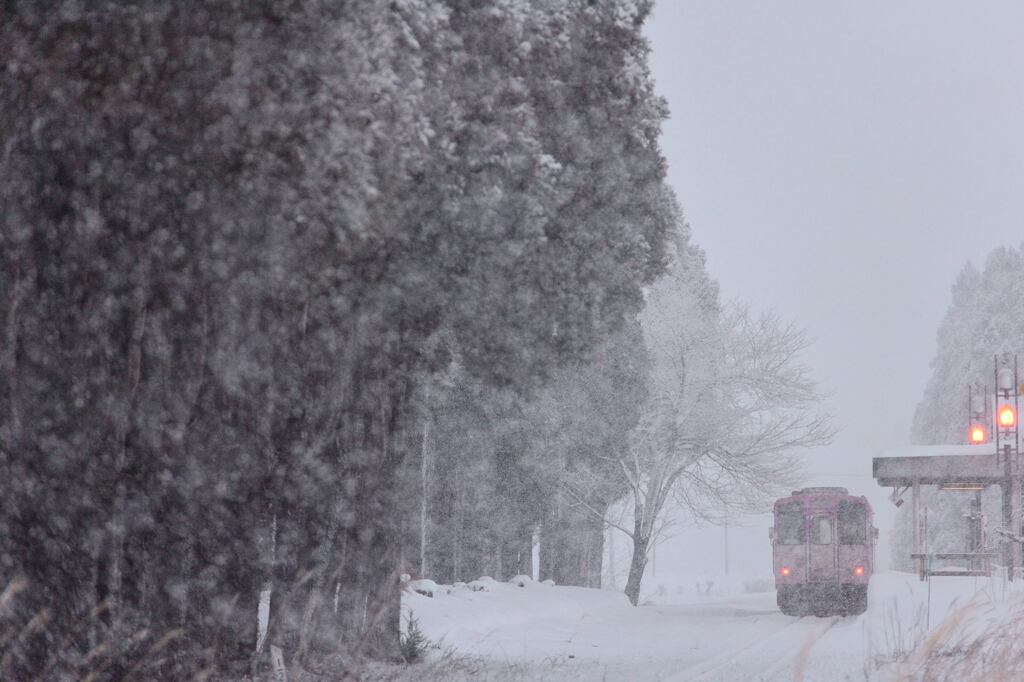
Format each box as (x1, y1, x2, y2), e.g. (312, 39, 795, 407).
(808, 514, 837, 581)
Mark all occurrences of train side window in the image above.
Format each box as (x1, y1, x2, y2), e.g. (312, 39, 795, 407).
(838, 501, 867, 544)
(776, 503, 805, 545)
(812, 516, 833, 544)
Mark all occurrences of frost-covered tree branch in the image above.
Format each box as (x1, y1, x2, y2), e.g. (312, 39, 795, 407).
(568, 235, 834, 605)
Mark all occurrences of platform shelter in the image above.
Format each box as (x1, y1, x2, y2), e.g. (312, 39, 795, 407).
(873, 443, 1018, 580)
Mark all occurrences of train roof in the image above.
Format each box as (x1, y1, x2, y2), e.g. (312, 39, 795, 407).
(791, 486, 848, 496)
(774, 487, 871, 508)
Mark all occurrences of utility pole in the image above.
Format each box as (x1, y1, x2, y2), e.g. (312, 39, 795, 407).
(724, 520, 729, 576)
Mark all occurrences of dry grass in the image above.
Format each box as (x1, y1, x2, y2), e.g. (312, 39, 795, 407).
(892, 591, 1024, 682)
(858, 591, 929, 678)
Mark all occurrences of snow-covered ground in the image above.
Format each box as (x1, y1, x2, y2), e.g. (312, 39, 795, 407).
(402, 571, 1024, 681)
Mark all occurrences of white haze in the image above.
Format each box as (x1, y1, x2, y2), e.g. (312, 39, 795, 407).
(644, 1, 1024, 580)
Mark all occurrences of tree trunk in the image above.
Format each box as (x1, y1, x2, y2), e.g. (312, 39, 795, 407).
(540, 501, 608, 587)
(2, 253, 32, 457)
(500, 533, 532, 579)
(583, 517, 605, 588)
(624, 534, 649, 606)
(335, 513, 402, 661)
(419, 387, 430, 579)
(453, 466, 463, 582)
(301, 365, 412, 667)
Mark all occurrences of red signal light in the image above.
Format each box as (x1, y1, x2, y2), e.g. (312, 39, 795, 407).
(780, 566, 790, 577)
(999, 405, 1016, 428)
(854, 566, 865, 576)
(970, 425, 987, 444)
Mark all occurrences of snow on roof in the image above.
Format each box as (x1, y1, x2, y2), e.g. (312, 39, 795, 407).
(877, 443, 998, 459)
(874, 443, 1005, 486)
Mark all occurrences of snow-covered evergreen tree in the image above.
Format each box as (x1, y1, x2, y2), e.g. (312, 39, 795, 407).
(0, 1, 675, 677)
(894, 245, 1024, 571)
(912, 247, 1024, 445)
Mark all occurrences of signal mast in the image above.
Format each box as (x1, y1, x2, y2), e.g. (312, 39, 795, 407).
(968, 383, 988, 445)
(995, 355, 1021, 577)
(965, 383, 989, 554)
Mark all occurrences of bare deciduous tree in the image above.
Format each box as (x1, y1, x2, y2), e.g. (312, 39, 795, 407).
(566, 240, 834, 605)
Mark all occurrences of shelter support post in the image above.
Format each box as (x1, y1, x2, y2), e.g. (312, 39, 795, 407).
(1001, 477, 1021, 581)
(912, 480, 921, 580)
(1014, 475, 1022, 581)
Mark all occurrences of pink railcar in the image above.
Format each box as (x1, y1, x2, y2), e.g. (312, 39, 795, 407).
(769, 487, 877, 616)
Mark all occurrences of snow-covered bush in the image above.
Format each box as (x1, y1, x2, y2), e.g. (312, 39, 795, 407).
(468, 577, 498, 592)
(408, 579, 439, 598)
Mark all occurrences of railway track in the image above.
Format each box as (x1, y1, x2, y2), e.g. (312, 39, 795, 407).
(669, 615, 844, 681)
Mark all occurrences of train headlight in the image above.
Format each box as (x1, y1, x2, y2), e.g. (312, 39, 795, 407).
(780, 566, 790, 577)
(854, 566, 864, 576)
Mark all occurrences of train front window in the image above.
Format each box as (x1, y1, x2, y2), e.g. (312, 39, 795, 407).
(776, 502, 805, 545)
(838, 501, 868, 544)
(812, 516, 833, 544)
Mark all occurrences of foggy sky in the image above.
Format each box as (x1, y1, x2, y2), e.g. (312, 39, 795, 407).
(640, 1, 1024, 577)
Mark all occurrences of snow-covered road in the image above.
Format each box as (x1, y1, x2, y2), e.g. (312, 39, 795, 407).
(406, 571, 1019, 680)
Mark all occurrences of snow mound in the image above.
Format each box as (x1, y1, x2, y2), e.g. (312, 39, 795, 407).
(509, 574, 533, 587)
(541, 578, 555, 586)
(407, 578, 438, 598)
(468, 576, 498, 592)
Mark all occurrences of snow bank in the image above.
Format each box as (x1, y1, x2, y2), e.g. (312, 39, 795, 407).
(402, 576, 631, 662)
(637, 571, 774, 605)
(399, 571, 1024, 680)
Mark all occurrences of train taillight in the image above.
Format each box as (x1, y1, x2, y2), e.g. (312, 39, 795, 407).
(854, 566, 864, 576)
(780, 567, 790, 577)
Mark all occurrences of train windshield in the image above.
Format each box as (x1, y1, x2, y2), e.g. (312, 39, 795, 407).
(811, 516, 833, 544)
(776, 502, 805, 544)
(838, 500, 868, 544)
